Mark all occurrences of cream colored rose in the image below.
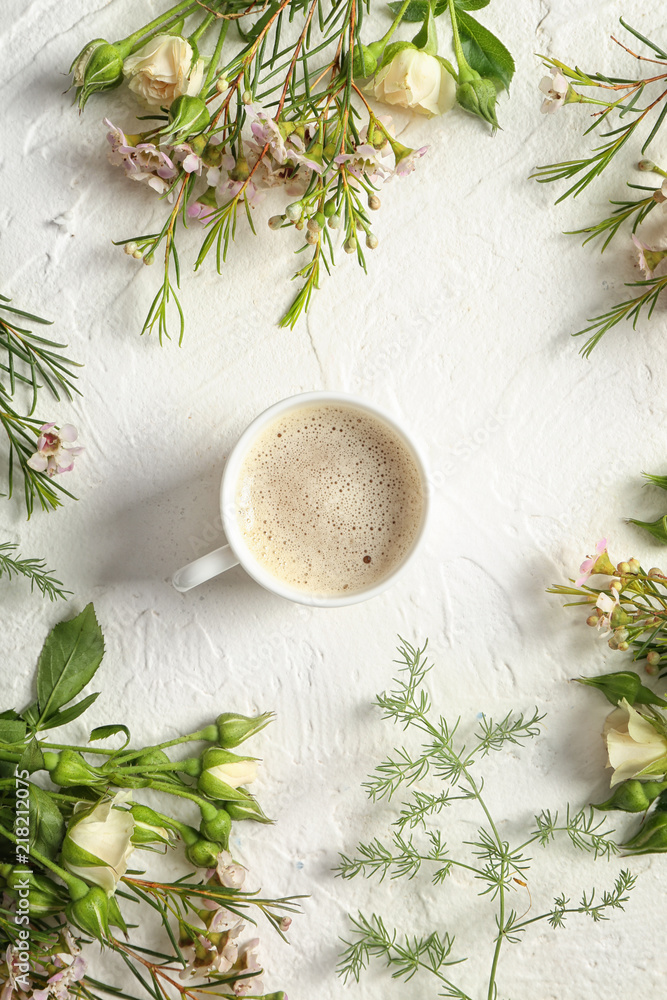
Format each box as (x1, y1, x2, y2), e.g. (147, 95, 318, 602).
(370, 46, 455, 117)
(604, 698, 667, 787)
(63, 796, 136, 895)
(206, 759, 258, 789)
(123, 35, 205, 108)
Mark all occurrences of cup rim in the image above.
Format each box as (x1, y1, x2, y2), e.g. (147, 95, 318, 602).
(219, 391, 430, 608)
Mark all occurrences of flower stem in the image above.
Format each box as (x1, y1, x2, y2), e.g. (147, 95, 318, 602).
(0, 820, 85, 896)
(189, 11, 216, 45)
(447, 0, 468, 80)
(118, 0, 202, 51)
(140, 779, 217, 820)
(203, 16, 230, 92)
(116, 728, 216, 764)
(379, 0, 412, 49)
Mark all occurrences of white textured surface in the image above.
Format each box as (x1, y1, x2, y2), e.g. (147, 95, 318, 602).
(2, 0, 667, 996)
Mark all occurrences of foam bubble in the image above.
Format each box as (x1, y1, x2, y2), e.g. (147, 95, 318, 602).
(235, 404, 424, 595)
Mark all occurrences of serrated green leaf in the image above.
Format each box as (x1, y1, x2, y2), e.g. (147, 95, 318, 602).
(387, 1, 435, 22)
(457, 9, 515, 91)
(37, 692, 100, 732)
(90, 724, 130, 749)
(0, 720, 27, 744)
(18, 738, 44, 774)
(29, 784, 65, 860)
(36, 604, 104, 727)
(386, 0, 488, 21)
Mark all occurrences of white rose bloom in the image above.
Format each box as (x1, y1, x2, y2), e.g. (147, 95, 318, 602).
(604, 698, 667, 787)
(207, 760, 258, 789)
(123, 34, 205, 108)
(370, 46, 455, 118)
(64, 796, 136, 895)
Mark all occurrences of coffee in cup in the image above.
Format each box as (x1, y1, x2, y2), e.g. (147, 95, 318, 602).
(235, 402, 425, 597)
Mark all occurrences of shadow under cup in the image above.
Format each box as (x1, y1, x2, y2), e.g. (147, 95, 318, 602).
(176, 393, 429, 607)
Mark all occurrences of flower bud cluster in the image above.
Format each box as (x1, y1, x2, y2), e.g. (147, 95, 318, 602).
(554, 541, 667, 670)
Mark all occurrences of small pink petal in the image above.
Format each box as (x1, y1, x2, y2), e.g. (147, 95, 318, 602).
(27, 453, 48, 472)
(59, 424, 78, 442)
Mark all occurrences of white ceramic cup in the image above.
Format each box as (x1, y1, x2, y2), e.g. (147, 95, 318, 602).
(172, 391, 429, 606)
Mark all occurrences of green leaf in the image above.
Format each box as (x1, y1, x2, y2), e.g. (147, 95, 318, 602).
(387, 1, 435, 22)
(36, 604, 104, 727)
(37, 692, 101, 732)
(457, 9, 515, 91)
(18, 737, 45, 774)
(386, 0, 488, 20)
(90, 724, 130, 750)
(0, 719, 27, 744)
(29, 784, 65, 860)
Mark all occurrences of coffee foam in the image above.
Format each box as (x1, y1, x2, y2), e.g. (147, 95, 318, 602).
(235, 403, 424, 595)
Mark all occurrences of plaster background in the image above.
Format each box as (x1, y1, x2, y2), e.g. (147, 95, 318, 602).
(2, 0, 667, 995)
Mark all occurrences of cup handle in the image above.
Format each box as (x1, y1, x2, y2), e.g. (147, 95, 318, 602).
(172, 545, 240, 593)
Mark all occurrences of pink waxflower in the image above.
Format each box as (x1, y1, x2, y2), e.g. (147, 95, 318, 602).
(539, 67, 570, 114)
(632, 233, 655, 277)
(1, 946, 24, 1000)
(632, 233, 667, 277)
(247, 106, 289, 164)
(103, 119, 178, 196)
(232, 939, 263, 997)
(33, 931, 85, 1000)
(172, 143, 204, 175)
(187, 198, 217, 224)
(27, 424, 83, 478)
(214, 154, 263, 208)
(394, 145, 428, 178)
(216, 850, 247, 889)
(575, 538, 608, 587)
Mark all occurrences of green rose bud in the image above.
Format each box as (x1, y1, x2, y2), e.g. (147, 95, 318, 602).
(198, 748, 258, 802)
(70, 39, 127, 110)
(349, 44, 377, 78)
(66, 885, 111, 941)
(130, 804, 174, 846)
(593, 777, 667, 813)
(7, 869, 67, 918)
(623, 809, 667, 854)
(456, 71, 499, 130)
(216, 712, 274, 749)
(224, 793, 273, 825)
(167, 95, 210, 142)
(185, 837, 220, 868)
(44, 750, 105, 789)
(627, 515, 667, 543)
(576, 670, 667, 708)
(199, 807, 232, 847)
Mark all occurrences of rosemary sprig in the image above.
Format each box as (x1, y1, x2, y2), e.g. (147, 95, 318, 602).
(0, 541, 70, 600)
(0, 292, 81, 516)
